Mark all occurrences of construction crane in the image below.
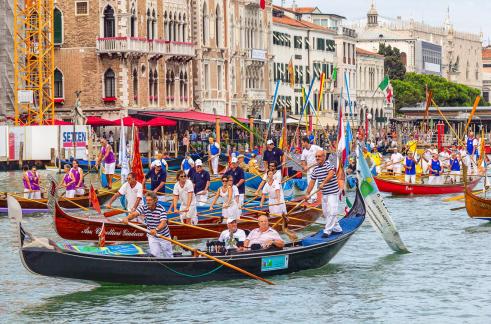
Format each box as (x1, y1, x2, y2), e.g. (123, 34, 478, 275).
(13, 0, 54, 125)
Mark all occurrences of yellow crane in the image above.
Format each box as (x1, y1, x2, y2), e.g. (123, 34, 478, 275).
(13, 0, 54, 125)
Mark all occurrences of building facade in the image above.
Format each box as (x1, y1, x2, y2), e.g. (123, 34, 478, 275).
(191, 0, 272, 119)
(356, 47, 390, 128)
(0, 0, 14, 121)
(352, 3, 482, 90)
(482, 47, 491, 103)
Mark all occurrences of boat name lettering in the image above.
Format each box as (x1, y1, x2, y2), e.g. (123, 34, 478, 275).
(122, 230, 145, 237)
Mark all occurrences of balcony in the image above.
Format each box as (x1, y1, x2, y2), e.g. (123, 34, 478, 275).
(245, 0, 261, 8)
(149, 39, 167, 56)
(245, 88, 266, 101)
(96, 37, 149, 55)
(245, 48, 267, 67)
(166, 41, 195, 58)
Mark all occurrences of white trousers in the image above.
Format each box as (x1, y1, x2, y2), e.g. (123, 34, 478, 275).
(76, 188, 85, 195)
(393, 165, 402, 175)
(428, 175, 442, 185)
(211, 156, 219, 175)
(321, 194, 342, 235)
(148, 234, 173, 258)
(449, 170, 460, 183)
(196, 192, 208, 206)
(238, 193, 244, 217)
(307, 170, 318, 202)
(65, 190, 76, 198)
(404, 174, 416, 183)
(24, 189, 41, 199)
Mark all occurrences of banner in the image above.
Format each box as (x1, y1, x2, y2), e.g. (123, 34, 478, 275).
(60, 126, 90, 159)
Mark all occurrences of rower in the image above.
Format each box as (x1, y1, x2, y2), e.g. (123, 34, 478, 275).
(123, 191, 173, 258)
(390, 147, 404, 175)
(71, 160, 85, 196)
(96, 138, 116, 189)
(304, 149, 342, 238)
(60, 164, 76, 198)
(169, 170, 198, 225)
(255, 161, 282, 196)
(243, 215, 285, 250)
(190, 159, 210, 206)
(300, 136, 322, 203)
(224, 157, 246, 216)
(22, 165, 41, 199)
(218, 218, 246, 249)
(247, 153, 261, 176)
(466, 131, 478, 177)
(145, 160, 167, 195)
(208, 137, 221, 176)
(106, 172, 143, 213)
(151, 152, 168, 172)
(370, 147, 382, 174)
(428, 153, 444, 185)
(404, 152, 418, 184)
(259, 170, 287, 216)
(448, 152, 461, 184)
(237, 154, 248, 171)
(262, 139, 284, 171)
(209, 175, 239, 223)
(181, 154, 194, 176)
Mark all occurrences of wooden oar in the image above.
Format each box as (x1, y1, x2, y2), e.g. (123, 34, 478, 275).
(6, 193, 48, 207)
(242, 206, 325, 226)
(286, 188, 319, 216)
(110, 207, 221, 235)
(121, 219, 274, 285)
(450, 206, 466, 211)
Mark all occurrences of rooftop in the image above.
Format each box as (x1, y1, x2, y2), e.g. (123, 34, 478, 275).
(272, 10, 336, 33)
(356, 47, 384, 58)
(482, 47, 491, 60)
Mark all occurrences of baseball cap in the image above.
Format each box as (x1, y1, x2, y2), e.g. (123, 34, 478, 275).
(231, 157, 238, 163)
(153, 160, 162, 167)
(266, 139, 274, 145)
(227, 218, 237, 224)
(195, 159, 203, 166)
(238, 154, 244, 158)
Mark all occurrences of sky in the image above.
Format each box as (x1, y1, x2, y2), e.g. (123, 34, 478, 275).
(273, 0, 491, 45)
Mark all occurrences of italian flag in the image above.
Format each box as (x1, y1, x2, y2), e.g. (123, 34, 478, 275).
(329, 66, 337, 92)
(378, 76, 393, 105)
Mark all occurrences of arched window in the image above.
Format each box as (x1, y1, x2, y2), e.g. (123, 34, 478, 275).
(54, 69, 63, 98)
(149, 70, 154, 100)
(173, 12, 177, 42)
(182, 14, 187, 42)
(133, 69, 138, 104)
(153, 70, 158, 102)
(146, 10, 151, 39)
(215, 5, 221, 47)
(202, 2, 208, 46)
(183, 72, 188, 102)
(151, 10, 156, 39)
(164, 12, 168, 41)
(104, 69, 116, 98)
(103, 6, 115, 38)
(54, 8, 63, 44)
(130, 8, 137, 37)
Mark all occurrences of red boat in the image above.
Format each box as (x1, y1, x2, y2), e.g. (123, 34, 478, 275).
(54, 199, 322, 242)
(374, 176, 481, 195)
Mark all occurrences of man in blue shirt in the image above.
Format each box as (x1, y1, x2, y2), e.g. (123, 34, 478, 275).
(144, 160, 167, 194)
(224, 157, 245, 215)
(191, 159, 210, 205)
(262, 139, 283, 170)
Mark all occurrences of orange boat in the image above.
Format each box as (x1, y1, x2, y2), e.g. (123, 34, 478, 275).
(464, 186, 491, 220)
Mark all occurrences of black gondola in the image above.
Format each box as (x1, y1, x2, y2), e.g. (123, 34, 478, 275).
(14, 189, 366, 286)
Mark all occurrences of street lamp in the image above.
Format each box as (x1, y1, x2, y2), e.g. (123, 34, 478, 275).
(366, 112, 373, 141)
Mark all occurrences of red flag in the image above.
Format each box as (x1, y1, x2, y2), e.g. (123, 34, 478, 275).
(98, 222, 106, 247)
(260, 0, 265, 9)
(89, 185, 102, 214)
(131, 126, 145, 183)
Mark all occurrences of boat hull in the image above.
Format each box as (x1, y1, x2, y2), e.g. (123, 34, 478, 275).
(464, 187, 491, 220)
(21, 215, 363, 285)
(374, 177, 480, 195)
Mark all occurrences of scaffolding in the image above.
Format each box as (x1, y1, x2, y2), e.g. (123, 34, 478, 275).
(13, 0, 54, 125)
(0, 0, 15, 119)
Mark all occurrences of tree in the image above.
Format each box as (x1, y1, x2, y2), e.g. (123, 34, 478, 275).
(378, 43, 406, 80)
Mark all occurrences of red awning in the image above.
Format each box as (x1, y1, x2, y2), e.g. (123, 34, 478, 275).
(86, 116, 117, 126)
(146, 111, 248, 124)
(112, 116, 148, 127)
(146, 117, 177, 127)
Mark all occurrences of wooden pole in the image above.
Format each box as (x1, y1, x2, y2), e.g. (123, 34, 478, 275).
(123, 220, 274, 285)
(58, 126, 62, 173)
(216, 117, 221, 144)
(249, 117, 254, 151)
(18, 142, 23, 168)
(147, 126, 152, 169)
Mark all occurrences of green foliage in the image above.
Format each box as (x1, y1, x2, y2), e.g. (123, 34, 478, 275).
(378, 44, 406, 80)
(393, 72, 487, 112)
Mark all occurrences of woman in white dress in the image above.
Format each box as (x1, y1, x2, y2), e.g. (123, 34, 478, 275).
(169, 170, 198, 224)
(259, 170, 287, 216)
(227, 175, 241, 219)
(210, 175, 238, 222)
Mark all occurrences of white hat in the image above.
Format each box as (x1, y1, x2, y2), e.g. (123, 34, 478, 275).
(238, 154, 245, 158)
(153, 160, 162, 167)
(231, 157, 238, 163)
(195, 159, 203, 166)
(227, 218, 237, 224)
(266, 139, 274, 145)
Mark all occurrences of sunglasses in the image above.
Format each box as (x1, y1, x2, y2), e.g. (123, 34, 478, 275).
(179, 175, 186, 178)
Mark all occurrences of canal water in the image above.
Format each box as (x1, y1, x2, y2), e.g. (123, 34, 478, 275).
(1, 170, 491, 323)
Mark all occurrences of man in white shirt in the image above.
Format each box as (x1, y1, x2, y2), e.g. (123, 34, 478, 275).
(218, 218, 246, 249)
(300, 136, 322, 202)
(243, 215, 284, 250)
(390, 147, 404, 175)
(105, 172, 143, 220)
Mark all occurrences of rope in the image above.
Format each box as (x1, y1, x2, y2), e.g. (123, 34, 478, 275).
(154, 256, 233, 278)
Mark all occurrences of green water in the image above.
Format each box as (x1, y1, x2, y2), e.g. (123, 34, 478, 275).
(1, 170, 491, 323)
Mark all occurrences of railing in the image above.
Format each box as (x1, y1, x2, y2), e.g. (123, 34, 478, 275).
(150, 39, 167, 55)
(245, 88, 266, 100)
(245, 0, 261, 7)
(96, 37, 149, 54)
(247, 48, 267, 61)
(167, 41, 195, 57)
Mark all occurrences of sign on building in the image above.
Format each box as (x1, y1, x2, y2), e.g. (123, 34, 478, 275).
(17, 90, 34, 104)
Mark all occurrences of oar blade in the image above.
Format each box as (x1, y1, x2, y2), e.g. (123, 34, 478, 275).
(7, 195, 23, 222)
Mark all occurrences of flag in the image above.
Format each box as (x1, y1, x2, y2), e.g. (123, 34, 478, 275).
(89, 184, 101, 214)
(119, 118, 129, 182)
(386, 83, 393, 105)
(337, 88, 346, 168)
(131, 126, 145, 183)
(329, 66, 337, 92)
(376, 75, 392, 105)
(98, 222, 106, 247)
(260, 0, 265, 9)
(344, 71, 352, 116)
(345, 121, 352, 167)
(288, 57, 295, 89)
(377, 76, 390, 91)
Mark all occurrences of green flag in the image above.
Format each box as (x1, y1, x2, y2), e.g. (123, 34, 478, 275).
(331, 66, 337, 82)
(378, 75, 390, 91)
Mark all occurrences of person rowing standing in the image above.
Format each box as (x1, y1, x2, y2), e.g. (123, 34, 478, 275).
(22, 165, 41, 199)
(428, 153, 444, 185)
(71, 160, 85, 196)
(404, 152, 419, 184)
(60, 164, 76, 198)
(259, 170, 287, 216)
(123, 191, 173, 258)
(169, 170, 198, 225)
(96, 138, 116, 189)
(448, 151, 461, 184)
(209, 175, 238, 223)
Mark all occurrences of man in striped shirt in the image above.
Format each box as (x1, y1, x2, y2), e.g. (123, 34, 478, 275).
(304, 149, 343, 238)
(123, 191, 173, 258)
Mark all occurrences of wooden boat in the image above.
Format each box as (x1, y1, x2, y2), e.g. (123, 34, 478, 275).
(0, 187, 117, 214)
(54, 198, 322, 242)
(16, 190, 365, 285)
(464, 186, 491, 220)
(374, 176, 481, 195)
